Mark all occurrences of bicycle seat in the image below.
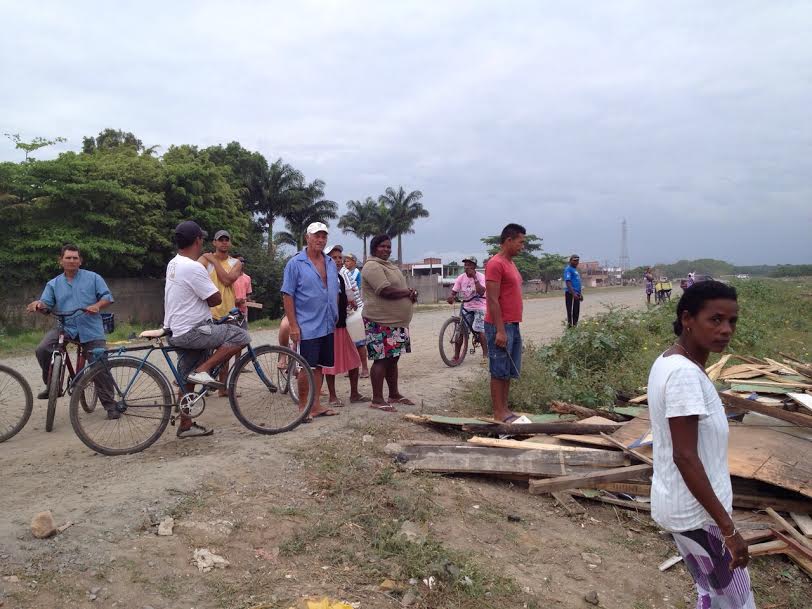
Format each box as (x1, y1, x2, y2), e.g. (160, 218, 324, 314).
(139, 328, 168, 339)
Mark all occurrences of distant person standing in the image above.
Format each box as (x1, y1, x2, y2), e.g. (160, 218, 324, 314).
(446, 256, 488, 364)
(485, 223, 526, 422)
(563, 255, 583, 327)
(281, 222, 339, 418)
(343, 252, 369, 378)
(232, 256, 252, 328)
(200, 229, 243, 395)
(644, 267, 655, 305)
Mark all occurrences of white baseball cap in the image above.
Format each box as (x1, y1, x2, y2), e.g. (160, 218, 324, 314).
(306, 222, 329, 235)
(326, 244, 343, 255)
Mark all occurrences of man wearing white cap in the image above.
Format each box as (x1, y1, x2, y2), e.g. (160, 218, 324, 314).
(281, 222, 340, 418)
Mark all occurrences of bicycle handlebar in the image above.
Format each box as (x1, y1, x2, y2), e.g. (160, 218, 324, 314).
(43, 308, 87, 318)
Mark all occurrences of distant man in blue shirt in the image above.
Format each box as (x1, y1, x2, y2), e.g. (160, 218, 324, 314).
(563, 254, 583, 327)
(26, 244, 117, 414)
(282, 222, 339, 418)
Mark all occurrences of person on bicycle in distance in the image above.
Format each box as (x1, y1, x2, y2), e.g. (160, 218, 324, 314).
(26, 244, 117, 413)
(446, 256, 488, 364)
(164, 221, 250, 438)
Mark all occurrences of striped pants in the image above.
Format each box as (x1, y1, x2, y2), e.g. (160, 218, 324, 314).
(672, 524, 756, 609)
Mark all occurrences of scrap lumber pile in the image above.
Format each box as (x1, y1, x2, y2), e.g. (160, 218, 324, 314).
(396, 354, 812, 576)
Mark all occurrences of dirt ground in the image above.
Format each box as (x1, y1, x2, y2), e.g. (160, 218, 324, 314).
(1, 286, 808, 609)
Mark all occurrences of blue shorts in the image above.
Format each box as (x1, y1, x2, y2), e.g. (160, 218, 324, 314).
(299, 333, 335, 369)
(484, 322, 522, 380)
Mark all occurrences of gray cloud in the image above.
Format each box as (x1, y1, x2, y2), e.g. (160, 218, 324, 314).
(2, 0, 810, 265)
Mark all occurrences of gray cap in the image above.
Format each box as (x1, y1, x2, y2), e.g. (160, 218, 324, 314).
(326, 244, 343, 255)
(214, 229, 231, 241)
(462, 256, 478, 265)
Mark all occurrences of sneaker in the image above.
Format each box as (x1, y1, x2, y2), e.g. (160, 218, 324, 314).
(37, 389, 49, 400)
(106, 409, 121, 420)
(177, 422, 214, 438)
(186, 371, 224, 388)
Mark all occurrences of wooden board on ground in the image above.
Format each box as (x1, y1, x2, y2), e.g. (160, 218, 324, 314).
(403, 413, 575, 429)
(721, 364, 770, 380)
(729, 384, 790, 395)
(387, 443, 627, 476)
(554, 434, 618, 449)
(788, 392, 812, 414)
(466, 437, 626, 465)
(721, 392, 812, 428)
(727, 379, 812, 390)
(462, 422, 623, 435)
(790, 513, 812, 537)
(551, 491, 586, 515)
(568, 489, 651, 511)
(528, 464, 652, 494)
(627, 394, 648, 404)
(613, 406, 649, 418)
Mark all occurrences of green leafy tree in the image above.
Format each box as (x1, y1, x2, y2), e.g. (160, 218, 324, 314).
(204, 142, 269, 215)
(537, 253, 569, 291)
(481, 233, 544, 280)
(377, 186, 429, 264)
(338, 196, 381, 260)
(233, 228, 287, 318)
(82, 129, 145, 154)
(253, 159, 308, 253)
(275, 179, 338, 251)
(4, 132, 67, 161)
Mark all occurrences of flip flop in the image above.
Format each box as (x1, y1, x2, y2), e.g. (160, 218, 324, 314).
(370, 403, 397, 412)
(502, 414, 520, 424)
(312, 408, 340, 418)
(359, 371, 370, 379)
(328, 399, 345, 408)
(387, 397, 415, 406)
(349, 395, 370, 403)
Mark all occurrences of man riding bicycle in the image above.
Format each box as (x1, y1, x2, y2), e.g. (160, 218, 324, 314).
(26, 244, 117, 415)
(446, 256, 488, 364)
(164, 221, 250, 438)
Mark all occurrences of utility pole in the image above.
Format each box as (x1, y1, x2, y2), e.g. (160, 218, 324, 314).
(619, 218, 630, 283)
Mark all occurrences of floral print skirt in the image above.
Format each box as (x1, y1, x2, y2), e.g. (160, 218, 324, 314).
(364, 319, 411, 361)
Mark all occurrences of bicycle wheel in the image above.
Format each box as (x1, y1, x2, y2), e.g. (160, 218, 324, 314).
(70, 357, 172, 456)
(439, 317, 467, 367)
(286, 357, 300, 404)
(0, 364, 33, 443)
(79, 382, 99, 413)
(229, 345, 315, 434)
(45, 353, 63, 432)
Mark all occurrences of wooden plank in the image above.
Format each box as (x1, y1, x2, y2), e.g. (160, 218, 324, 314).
(765, 507, 812, 551)
(726, 379, 812, 390)
(729, 384, 789, 395)
(790, 513, 812, 537)
(596, 482, 651, 496)
(771, 529, 812, 560)
(388, 444, 625, 476)
(551, 491, 586, 515)
(568, 489, 651, 511)
(555, 434, 617, 448)
(628, 394, 648, 404)
(707, 354, 732, 381)
(528, 464, 652, 494)
(244, 301, 263, 309)
(462, 422, 623, 435)
(787, 393, 812, 414)
(721, 392, 812, 428)
(549, 401, 627, 422)
(748, 539, 788, 557)
(721, 363, 770, 379)
(613, 406, 649, 418)
(466, 437, 626, 464)
(599, 432, 654, 465)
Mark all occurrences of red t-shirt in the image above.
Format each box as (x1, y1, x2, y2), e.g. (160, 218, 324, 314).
(484, 254, 523, 324)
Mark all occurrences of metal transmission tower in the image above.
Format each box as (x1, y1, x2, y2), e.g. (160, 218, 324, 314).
(619, 218, 630, 274)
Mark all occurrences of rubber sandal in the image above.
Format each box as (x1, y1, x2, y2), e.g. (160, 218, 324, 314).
(349, 395, 370, 403)
(501, 414, 520, 424)
(312, 408, 339, 418)
(387, 397, 415, 406)
(369, 403, 397, 412)
(328, 400, 345, 408)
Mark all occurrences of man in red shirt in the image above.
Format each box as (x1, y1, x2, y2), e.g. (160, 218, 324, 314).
(484, 223, 526, 422)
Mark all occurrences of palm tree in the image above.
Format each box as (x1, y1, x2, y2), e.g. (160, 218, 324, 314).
(257, 159, 307, 253)
(378, 186, 429, 264)
(338, 196, 380, 261)
(275, 179, 338, 250)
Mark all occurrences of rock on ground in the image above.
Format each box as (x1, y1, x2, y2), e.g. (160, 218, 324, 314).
(30, 511, 57, 539)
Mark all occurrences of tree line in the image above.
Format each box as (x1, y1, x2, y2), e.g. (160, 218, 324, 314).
(626, 258, 812, 280)
(0, 129, 430, 315)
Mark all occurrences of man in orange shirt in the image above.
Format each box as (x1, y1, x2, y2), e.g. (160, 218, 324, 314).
(484, 223, 526, 422)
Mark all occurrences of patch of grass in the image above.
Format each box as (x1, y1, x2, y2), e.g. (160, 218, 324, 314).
(467, 278, 812, 411)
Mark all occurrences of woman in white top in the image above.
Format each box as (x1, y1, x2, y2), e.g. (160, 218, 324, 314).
(647, 281, 754, 609)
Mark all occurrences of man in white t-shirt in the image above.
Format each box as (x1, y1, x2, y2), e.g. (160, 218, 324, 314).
(164, 220, 251, 437)
(446, 256, 488, 363)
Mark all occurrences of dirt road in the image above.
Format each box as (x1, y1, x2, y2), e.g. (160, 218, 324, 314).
(0, 286, 701, 609)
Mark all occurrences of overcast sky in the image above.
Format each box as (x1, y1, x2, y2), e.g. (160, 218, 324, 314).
(2, 1, 810, 266)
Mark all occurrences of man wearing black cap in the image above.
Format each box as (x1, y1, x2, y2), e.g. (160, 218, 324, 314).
(163, 221, 250, 437)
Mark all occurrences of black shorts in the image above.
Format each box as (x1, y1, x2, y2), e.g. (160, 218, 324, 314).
(299, 334, 335, 368)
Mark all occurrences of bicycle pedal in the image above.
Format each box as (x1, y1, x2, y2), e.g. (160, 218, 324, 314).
(170, 416, 177, 426)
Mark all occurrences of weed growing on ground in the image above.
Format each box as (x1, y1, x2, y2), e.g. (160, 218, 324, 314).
(467, 278, 812, 412)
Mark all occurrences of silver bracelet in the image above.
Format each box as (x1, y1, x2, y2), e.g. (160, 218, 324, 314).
(722, 527, 738, 539)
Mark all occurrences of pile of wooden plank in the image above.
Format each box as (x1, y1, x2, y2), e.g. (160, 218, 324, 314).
(395, 353, 812, 577)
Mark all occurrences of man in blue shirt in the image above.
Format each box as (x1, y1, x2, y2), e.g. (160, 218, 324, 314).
(27, 244, 117, 414)
(282, 222, 339, 418)
(563, 254, 583, 327)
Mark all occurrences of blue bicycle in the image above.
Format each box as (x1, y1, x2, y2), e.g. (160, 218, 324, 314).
(67, 311, 315, 455)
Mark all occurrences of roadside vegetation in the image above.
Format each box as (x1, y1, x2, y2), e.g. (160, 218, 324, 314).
(471, 278, 812, 412)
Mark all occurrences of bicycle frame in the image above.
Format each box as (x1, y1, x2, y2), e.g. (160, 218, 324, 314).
(86, 341, 276, 410)
(456, 302, 480, 344)
(50, 312, 89, 398)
